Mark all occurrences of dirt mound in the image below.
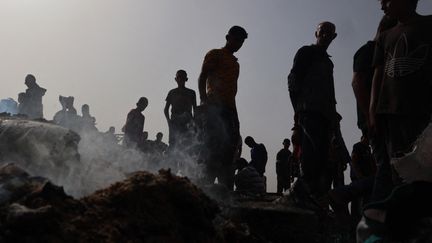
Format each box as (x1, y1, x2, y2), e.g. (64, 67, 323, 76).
(0, 169, 221, 243)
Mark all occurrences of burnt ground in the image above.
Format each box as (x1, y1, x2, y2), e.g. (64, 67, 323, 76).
(0, 167, 351, 243)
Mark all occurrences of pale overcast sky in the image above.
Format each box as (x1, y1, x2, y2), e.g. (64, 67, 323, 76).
(1, 0, 431, 191)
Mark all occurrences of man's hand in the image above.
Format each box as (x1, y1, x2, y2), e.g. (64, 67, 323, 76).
(200, 95, 208, 105)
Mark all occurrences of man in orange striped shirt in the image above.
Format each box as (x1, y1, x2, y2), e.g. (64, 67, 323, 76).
(198, 26, 248, 190)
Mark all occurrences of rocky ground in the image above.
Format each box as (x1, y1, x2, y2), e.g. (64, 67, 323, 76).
(0, 163, 352, 243)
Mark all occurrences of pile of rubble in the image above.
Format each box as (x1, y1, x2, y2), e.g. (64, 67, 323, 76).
(0, 164, 222, 243)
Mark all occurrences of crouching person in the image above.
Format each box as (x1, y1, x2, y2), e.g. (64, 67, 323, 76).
(234, 158, 266, 195)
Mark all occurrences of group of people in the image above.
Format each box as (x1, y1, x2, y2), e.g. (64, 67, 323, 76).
(286, 0, 432, 241)
(2, 0, 431, 240)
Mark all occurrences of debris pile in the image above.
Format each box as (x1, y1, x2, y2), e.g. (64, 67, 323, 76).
(0, 165, 222, 243)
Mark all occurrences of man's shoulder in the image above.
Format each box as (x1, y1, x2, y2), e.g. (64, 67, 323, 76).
(355, 41, 375, 58)
(185, 87, 196, 95)
(167, 88, 177, 95)
(294, 45, 317, 59)
(205, 48, 223, 57)
(297, 45, 315, 53)
(353, 142, 367, 151)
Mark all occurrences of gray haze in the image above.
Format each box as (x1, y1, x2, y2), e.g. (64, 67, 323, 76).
(1, 0, 431, 192)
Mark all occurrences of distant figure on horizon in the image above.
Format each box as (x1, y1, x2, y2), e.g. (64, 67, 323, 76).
(198, 25, 248, 190)
(123, 97, 148, 148)
(53, 96, 79, 130)
(276, 138, 292, 194)
(164, 70, 197, 148)
(245, 136, 268, 178)
(104, 126, 118, 144)
(18, 74, 46, 119)
(153, 132, 168, 155)
(288, 21, 337, 203)
(80, 104, 97, 132)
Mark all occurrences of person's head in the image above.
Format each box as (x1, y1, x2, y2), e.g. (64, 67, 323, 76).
(244, 136, 256, 148)
(82, 104, 90, 115)
(379, 0, 418, 20)
(65, 96, 75, 110)
(108, 126, 115, 134)
(156, 132, 163, 141)
(18, 92, 27, 103)
(315, 22, 337, 49)
(175, 70, 188, 87)
(136, 97, 148, 111)
(236, 158, 248, 171)
(283, 138, 291, 149)
(24, 74, 36, 87)
(225, 25, 248, 53)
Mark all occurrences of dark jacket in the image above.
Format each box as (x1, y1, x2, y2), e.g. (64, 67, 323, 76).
(288, 45, 337, 122)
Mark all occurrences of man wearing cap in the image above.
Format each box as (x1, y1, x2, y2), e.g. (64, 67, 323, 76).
(198, 25, 248, 190)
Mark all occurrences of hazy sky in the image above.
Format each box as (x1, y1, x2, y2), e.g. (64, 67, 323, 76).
(1, 0, 431, 191)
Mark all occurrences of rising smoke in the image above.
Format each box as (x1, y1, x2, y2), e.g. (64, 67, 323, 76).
(0, 116, 208, 198)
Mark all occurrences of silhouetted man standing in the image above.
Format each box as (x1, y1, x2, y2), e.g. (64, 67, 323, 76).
(245, 136, 268, 177)
(19, 74, 46, 119)
(288, 22, 338, 201)
(364, 0, 432, 226)
(198, 25, 248, 190)
(352, 16, 397, 137)
(164, 70, 197, 147)
(276, 138, 292, 194)
(123, 97, 148, 148)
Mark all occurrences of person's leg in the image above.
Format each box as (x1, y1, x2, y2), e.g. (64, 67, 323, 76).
(277, 178, 283, 194)
(370, 115, 394, 202)
(217, 106, 239, 190)
(300, 113, 331, 197)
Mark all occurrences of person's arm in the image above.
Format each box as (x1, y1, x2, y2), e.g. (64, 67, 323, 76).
(164, 101, 170, 122)
(198, 71, 208, 105)
(369, 66, 384, 134)
(192, 91, 197, 117)
(351, 150, 365, 179)
(369, 37, 385, 135)
(198, 50, 218, 105)
(352, 71, 371, 123)
(288, 46, 312, 112)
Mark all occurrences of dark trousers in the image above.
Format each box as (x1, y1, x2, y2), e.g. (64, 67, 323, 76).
(168, 114, 193, 148)
(370, 114, 429, 202)
(277, 177, 291, 194)
(299, 112, 331, 197)
(203, 104, 240, 190)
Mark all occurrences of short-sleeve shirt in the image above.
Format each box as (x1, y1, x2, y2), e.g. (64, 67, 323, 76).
(124, 108, 144, 143)
(353, 41, 375, 131)
(373, 16, 432, 115)
(202, 48, 240, 108)
(165, 87, 196, 117)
